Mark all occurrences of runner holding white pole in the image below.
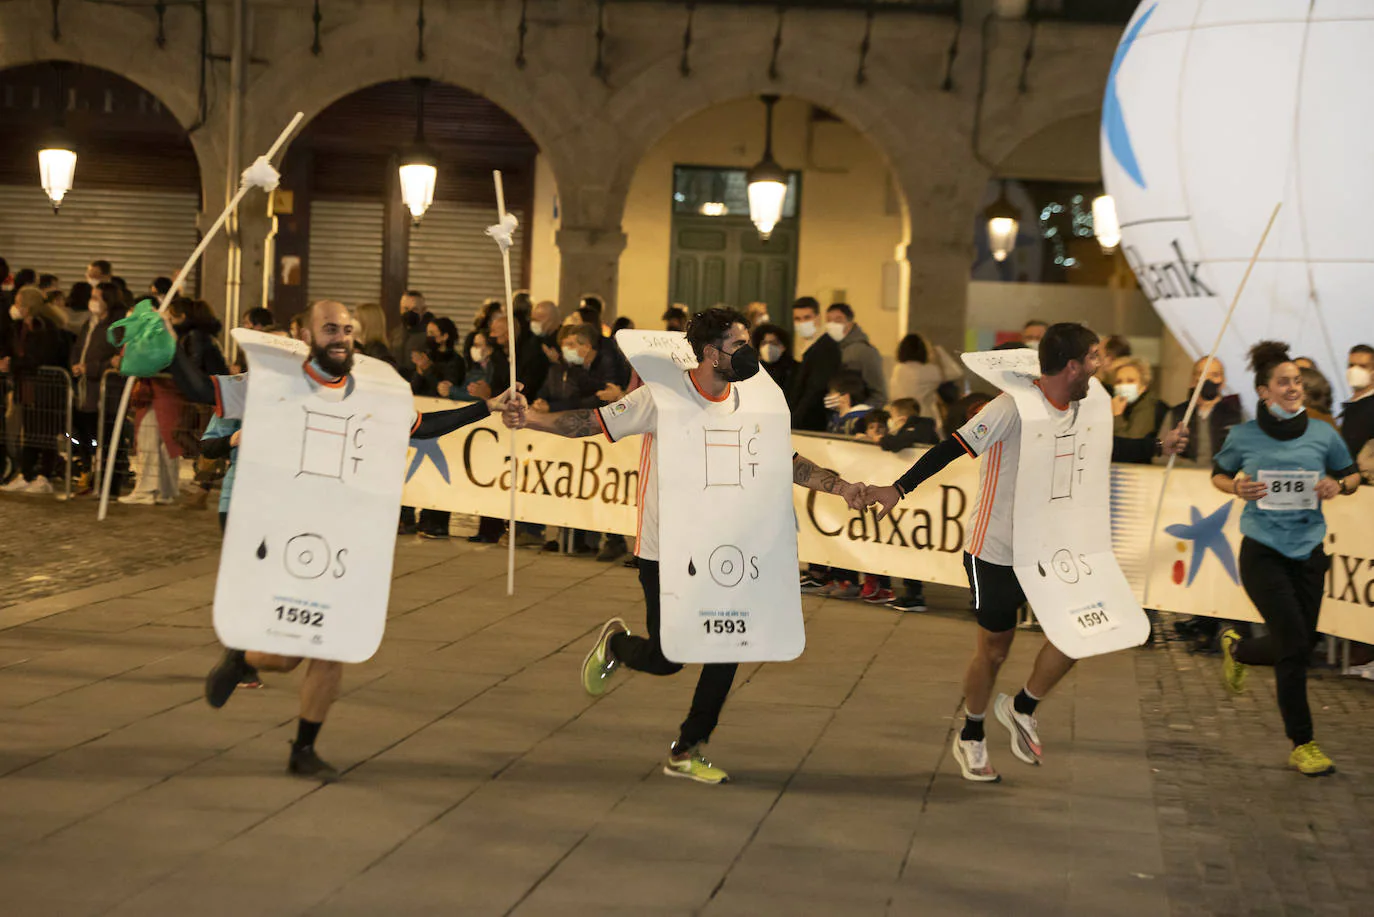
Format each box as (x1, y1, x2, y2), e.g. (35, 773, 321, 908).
(97, 112, 305, 521)
(486, 170, 521, 596)
(1141, 202, 1282, 605)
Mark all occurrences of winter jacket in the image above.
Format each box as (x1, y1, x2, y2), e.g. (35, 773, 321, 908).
(879, 415, 940, 452)
(1113, 389, 1167, 445)
(786, 334, 842, 432)
(537, 363, 602, 412)
(411, 347, 463, 398)
(9, 316, 69, 405)
(70, 315, 121, 413)
(1164, 393, 1243, 466)
(1340, 395, 1374, 462)
(762, 353, 796, 393)
(835, 323, 886, 404)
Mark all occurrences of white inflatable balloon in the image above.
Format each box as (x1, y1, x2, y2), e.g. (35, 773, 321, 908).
(1101, 0, 1374, 412)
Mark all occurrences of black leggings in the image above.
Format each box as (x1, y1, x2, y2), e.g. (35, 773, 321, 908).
(1233, 537, 1328, 746)
(609, 559, 738, 749)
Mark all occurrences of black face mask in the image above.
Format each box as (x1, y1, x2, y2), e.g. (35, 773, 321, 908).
(723, 344, 761, 382)
(402, 311, 420, 330)
(1199, 379, 1221, 400)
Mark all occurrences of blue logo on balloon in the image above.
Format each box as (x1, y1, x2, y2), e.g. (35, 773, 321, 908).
(1103, 3, 1156, 189)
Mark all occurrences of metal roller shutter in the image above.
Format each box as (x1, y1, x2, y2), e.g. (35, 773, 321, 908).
(406, 201, 525, 331)
(0, 185, 200, 293)
(307, 198, 384, 306)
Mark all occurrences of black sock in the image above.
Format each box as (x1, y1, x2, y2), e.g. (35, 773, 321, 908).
(1014, 688, 1040, 716)
(294, 718, 322, 749)
(960, 714, 985, 742)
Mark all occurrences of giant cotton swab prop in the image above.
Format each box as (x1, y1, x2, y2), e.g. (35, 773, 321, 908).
(486, 170, 520, 596)
(97, 112, 305, 521)
(1140, 202, 1281, 606)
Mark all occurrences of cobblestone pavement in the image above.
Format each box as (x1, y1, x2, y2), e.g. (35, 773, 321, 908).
(0, 495, 221, 608)
(0, 519, 1370, 916)
(1137, 629, 1374, 917)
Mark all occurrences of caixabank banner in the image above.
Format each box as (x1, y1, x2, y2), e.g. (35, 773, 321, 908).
(403, 415, 1374, 645)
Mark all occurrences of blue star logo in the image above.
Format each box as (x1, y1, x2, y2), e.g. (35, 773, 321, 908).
(1165, 502, 1239, 586)
(405, 437, 450, 485)
(1103, 3, 1156, 189)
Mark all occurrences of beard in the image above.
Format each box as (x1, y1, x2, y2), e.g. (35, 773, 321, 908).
(312, 339, 355, 378)
(1069, 375, 1092, 402)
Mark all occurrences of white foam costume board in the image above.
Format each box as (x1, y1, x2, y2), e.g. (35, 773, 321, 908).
(963, 349, 1149, 658)
(214, 330, 413, 663)
(616, 330, 804, 663)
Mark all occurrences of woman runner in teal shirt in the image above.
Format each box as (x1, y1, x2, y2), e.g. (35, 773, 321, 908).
(1212, 341, 1359, 777)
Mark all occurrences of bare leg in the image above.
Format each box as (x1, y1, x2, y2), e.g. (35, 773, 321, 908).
(245, 652, 302, 673)
(964, 628, 1016, 717)
(1025, 642, 1076, 700)
(300, 659, 343, 723)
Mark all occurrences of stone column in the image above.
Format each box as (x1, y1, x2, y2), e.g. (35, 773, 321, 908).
(555, 228, 628, 317)
(904, 239, 977, 356)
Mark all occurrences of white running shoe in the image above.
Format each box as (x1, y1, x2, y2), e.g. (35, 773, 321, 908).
(952, 734, 1000, 783)
(1, 476, 31, 493)
(118, 492, 157, 505)
(25, 475, 54, 495)
(994, 692, 1043, 766)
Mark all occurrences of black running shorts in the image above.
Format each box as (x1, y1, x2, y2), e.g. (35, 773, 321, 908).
(963, 552, 1024, 633)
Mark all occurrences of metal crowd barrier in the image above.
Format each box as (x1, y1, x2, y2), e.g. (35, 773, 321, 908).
(95, 370, 216, 507)
(0, 367, 74, 499)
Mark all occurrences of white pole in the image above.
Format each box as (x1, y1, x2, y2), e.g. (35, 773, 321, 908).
(97, 112, 306, 521)
(494, 170, 519, 597)
(1141, 202, 1281, 606)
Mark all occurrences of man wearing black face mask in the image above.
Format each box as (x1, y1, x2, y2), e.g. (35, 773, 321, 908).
(1164, 356, 1242, 468)
(501, 307, 868, 784)
(390, 290, 434, 381)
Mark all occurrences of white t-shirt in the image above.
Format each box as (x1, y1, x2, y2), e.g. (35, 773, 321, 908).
(597, 375, 740, 562)
(955, 387, 1082, 566)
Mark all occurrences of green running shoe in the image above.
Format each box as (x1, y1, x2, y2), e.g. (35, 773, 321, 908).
(581, 618, 628, 697)
(663, 743, 729, 785)
(1289, 742, 1335, 777)
(1220, 627, 1247, 694)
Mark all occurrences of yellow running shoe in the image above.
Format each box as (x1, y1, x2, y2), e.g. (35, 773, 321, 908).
(581, 618, 628, 697)
(1220, 627, 1247, 694)
(1288, 742, 1335, 777)
(663, 743, 730, 785)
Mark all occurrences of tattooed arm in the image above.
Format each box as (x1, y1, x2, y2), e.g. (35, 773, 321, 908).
(793, 453, 868, 510)
(508, 406, 606, 439)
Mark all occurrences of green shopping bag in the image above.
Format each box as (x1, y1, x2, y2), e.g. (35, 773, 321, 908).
(108, 297, 177, 377)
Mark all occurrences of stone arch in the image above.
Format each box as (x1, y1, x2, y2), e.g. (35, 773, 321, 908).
(0, 3, 217, 213)
(241, 12, 593, 221)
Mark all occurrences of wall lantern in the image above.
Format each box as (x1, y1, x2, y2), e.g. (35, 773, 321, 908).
(1092, 193, 1121, 253)
(984, 181, 1020, 263)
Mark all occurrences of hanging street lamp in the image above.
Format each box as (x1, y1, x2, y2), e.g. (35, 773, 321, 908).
(1092, 193, 1121, 253)
(398, 77, 438, 225)
(38, 62, 77, 213)
(746, 94, 788, 239)
(984, 181, 1020, 263)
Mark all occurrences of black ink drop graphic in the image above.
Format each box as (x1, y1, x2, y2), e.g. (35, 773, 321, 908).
(1037, 561, 1047, 577)
(687, 558, 697, 576)
(256, 539, 268, 560)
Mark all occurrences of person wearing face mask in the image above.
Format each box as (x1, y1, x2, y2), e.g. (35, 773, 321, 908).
(1020, 320, 1048, 350)
(530, 324, 603, 556)
(1163, 357, 1243, 468)
(389, 290, 434, 381)
(0, 287, 70, 494)
(824, 302, 886, 404)
(751, 322, 795, 392)
(501, 307, 868, 785)
(1338, 343, 1374, 462)
(530, 300, 561, 343)
(68, 282, 129, 495)
(1212, 341, 1360, 777)
(785, 296, 842, 432)
(1108, 356, 1166, 453)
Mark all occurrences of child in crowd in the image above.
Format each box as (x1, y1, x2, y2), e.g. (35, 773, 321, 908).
(825, 371, 873, 437)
